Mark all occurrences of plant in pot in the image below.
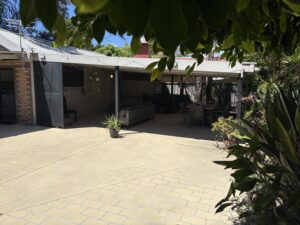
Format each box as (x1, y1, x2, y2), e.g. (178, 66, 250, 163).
(103, 115, 121, 138)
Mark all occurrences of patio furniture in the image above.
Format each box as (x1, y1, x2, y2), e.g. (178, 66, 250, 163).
(179, 102, 190, 124)
(119, 103, 155, 127)
(190, 104, 204, 126)
(203, 103, 217, 124)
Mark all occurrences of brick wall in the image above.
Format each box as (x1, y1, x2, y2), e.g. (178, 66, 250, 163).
(0, 60, 33, 124)
(134, 43, 150, 58)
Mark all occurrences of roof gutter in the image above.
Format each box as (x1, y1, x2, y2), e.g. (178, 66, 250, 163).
(0, 51, 31, 61)
(0, 50, 23, 54)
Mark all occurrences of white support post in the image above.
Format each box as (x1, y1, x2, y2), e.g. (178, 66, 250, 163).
(236, 70, 243, 119)
(114, 66, 119, 117)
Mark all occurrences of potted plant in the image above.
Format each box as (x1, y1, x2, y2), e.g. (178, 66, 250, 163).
(103, 115, 121, 138)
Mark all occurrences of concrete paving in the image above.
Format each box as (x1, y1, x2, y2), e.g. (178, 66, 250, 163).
(0, 114, 233, 225)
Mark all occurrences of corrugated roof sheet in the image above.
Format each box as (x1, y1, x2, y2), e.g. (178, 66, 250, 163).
(0, 29, 103, 57)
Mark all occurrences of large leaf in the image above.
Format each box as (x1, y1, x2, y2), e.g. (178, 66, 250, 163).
(53, 15, 67, 46)
(167, 55, 175, 71)
(107, 1, 127, 35)
(216, 202, 232, 213)
(72, 0, 112, 14)
(145, 61, 158, 72)
(181, 0, 205, 51)
(265, 87, 277, 138)
(236, 0, 250, 12)
(20, 0, 37, 26)
(274, 85, 297, 139)
(280, 11, 287, 33)
(296, 102, 300, 134)
(36, 0, 58, 30)
(185, 62, 196, 76)
(123, 0, 150, 36)
(150, 68, 162, 81)
(231, 168, 254, 182)
(149, 0, 187, 54)
(242, 39, 255, 53)
(198, 0, 235, 28)
(158, 57, 167, 72)
(221, 34, 235, 49)
(225, 157, 251, 170)
(283, 0, 300, 13)
(235, 178, 257, 192)
(93, 17, 106, 43)
(130, 37, 141, 55)
(274, 117, 298, 163)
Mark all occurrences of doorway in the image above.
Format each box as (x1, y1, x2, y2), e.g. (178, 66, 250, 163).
(0, 68, 16, 124)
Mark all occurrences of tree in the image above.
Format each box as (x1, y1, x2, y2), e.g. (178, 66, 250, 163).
(94, 44, 132, 57)
(0, 0, 18, 25)
(1, 0, 69, 41)
(19, 0, 300, 77)
(215, 84, 300, 225)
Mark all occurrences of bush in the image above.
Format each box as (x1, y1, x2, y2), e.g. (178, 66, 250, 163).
(212, 116, 240, 140)
(215, 84, 300, 225)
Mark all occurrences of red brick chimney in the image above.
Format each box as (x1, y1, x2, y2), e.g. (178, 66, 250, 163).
(134, 38, 150, 58)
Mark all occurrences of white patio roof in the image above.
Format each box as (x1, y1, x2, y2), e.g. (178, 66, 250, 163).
(0, 29, 255, 77)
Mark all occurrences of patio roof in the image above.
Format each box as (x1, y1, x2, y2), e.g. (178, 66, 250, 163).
(0, 29, 255, 77)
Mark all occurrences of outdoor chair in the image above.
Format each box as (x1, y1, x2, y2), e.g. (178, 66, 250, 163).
(190, 104, 204, 126)
(63, 96, 77, 122)
(179, 102, 190, 124)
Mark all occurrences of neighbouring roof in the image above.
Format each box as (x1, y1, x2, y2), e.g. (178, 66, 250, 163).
(0, 29, 102, 57)
(0, 29, 256, 77)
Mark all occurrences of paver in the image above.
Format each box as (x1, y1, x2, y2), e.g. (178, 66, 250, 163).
(81, 208, 106, 220)
(81, 218, 110, 225)
(0, 114, 233, 225)
(102, 213, 127, 224)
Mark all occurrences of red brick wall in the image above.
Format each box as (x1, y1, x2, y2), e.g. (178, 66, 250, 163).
(0, 60, 33, 124)
(134, 43, 150, 58)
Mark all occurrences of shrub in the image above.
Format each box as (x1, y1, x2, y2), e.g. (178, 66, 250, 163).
(212, 116, 240, 140)
(215, 84, 300, 225)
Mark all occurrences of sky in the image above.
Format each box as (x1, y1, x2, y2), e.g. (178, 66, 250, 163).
(13, 1, 130, 47)
(68, 4, 132, 47)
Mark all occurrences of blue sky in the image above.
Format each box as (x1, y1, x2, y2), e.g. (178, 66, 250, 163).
(68, 4, 131, 47)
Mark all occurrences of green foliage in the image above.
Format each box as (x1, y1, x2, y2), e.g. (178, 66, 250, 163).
(19, 0, 300, 73)
(243, 96, 266, 127)
(103, 115, 121, 131)
(242, 73, 265, 97)
(212, 117, 240, 140)
(242, 48, 300, 129)
(0, 0, 18, 25)
(245, 48, 300, 87)
(94, 44, 132, 57)
(130, 37, 141, 55)
(215, 84, 300, 225)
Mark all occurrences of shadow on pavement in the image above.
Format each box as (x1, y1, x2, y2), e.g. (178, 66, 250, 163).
(0, 124, 48, 139)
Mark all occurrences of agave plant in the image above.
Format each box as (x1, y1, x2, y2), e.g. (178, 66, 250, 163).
(103, 115, 120, 130)
(102, 115, 121, 138)
(215, 84, 300, 225)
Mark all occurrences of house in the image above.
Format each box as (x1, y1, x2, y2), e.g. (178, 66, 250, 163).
(0, 29, 255, 127)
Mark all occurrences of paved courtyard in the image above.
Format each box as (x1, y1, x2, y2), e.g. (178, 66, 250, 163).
(0, 114, 233, 225)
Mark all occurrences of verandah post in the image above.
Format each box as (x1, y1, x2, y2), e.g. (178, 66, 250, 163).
(115, 66, 119, 117)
